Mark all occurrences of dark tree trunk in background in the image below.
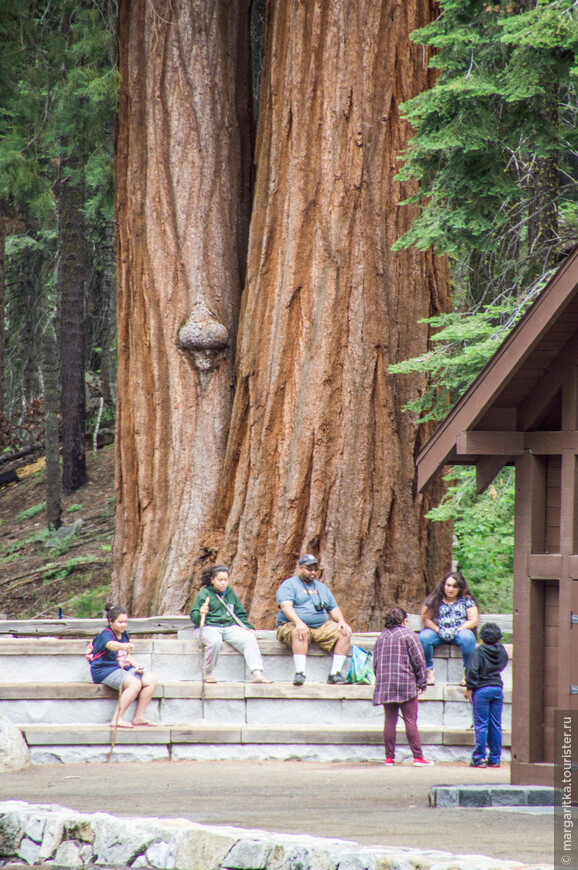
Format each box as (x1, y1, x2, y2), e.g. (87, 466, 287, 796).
(113, 0, 253, 613)
(217, 0, 452, 628)
(99, 220, 115, 407)
(43, 318, 61, 530)
(58, 176, 88, 494)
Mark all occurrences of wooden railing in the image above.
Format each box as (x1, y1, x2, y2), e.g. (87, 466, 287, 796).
(0, 613, 513, 638)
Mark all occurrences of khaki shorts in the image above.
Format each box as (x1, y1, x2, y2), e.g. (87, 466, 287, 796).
(276, 619, 342, 652)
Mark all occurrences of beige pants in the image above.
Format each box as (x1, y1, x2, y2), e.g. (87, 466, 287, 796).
(276, 619, 342, 652)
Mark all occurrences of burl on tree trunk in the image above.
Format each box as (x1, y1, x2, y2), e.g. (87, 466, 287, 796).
(217, 0, 451, 628)
(113, 0, 253, 613)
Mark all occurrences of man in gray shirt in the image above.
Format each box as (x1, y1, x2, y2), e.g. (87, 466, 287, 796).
(276, 554, 352, 685)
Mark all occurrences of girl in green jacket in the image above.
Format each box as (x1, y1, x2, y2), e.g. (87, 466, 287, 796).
(190, 566, 271, 683)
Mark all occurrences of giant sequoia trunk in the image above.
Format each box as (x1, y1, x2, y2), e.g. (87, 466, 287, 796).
(113, 0, 253, 612)
(217, 0, 451, 628)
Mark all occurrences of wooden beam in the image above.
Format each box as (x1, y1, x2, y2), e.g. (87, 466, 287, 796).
(525, 431, 578, 453)
(456, 431, 523, 455)
(527, 554, 564, 579)
(476, 456, 509, 494)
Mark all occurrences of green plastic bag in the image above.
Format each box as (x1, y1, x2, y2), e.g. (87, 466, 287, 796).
(347, 645, 375, 685)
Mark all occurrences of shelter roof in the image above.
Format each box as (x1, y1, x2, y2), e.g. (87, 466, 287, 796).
(416, 246, 578, 493)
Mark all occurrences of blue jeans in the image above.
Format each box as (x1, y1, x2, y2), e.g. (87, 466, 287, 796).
(418, 628, 476, 669)
(472, 685, 503, 765)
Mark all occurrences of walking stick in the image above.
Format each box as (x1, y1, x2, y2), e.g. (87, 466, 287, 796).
(107, 666, 125, 763)
(199, 604, 208, 721)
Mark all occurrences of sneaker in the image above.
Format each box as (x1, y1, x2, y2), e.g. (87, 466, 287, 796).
(327, 673, 347, 684)
(470, 761, 487, 767)
(413, 757, 435, 766)
(426, 669, 435, 685)
(384, 758, 395, 766)
(486, 762, 501, 768)
(293, 672, 306, 686)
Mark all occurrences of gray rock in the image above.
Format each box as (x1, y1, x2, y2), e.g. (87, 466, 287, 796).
(65, 818, 96, 843)
(146, 839, 177, 869)
(335, 851, 378, 870)
(93, 817, 157, 866)
(54, 839, 84, 867)
(0, 811, 26, 856)
(17, 836, 41, 865)
(38, 816, 65, 861)
(224, 838, 273, 869)
(489, 788, 526, 807)
(458, 788, 491, 808)
(0, 715, 30, 772)
(273, 845, 311, 870)
(527, 788, 557, 806)
(24, 814, 46, 843)
(174, 826, 240, 870)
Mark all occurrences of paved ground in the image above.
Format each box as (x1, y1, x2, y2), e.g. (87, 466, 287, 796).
(3, 761, 555, 865)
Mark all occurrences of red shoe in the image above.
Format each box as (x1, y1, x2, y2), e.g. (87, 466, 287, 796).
(413, 757, 435, 766)
(384, 758, 395, 766)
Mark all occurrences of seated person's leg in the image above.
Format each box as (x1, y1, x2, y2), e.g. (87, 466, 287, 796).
(417, 628, 441, 670)
(222, 625, 269, 681)
(276, 621, 310, 683)
(199, 625, 223, 679)
(311, 622, 349, 683)
(454, 628, 476, 667)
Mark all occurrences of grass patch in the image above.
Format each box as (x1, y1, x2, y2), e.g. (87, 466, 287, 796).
(15, 502, 46, 522)
(66, 504, 83, 513)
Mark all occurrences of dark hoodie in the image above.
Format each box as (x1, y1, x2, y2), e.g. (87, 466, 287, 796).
(465, 642, 509, 691)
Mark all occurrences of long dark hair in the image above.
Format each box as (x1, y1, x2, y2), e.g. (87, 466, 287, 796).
(200, 565, 229, 587)
(384, 606, 407, 629)
(104, 603, 128, 624)
(422, 571, 478, 621)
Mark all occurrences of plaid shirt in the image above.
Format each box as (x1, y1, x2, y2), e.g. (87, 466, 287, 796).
(372, 625, 427, 705)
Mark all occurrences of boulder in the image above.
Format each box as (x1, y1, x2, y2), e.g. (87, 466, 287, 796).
(0, 716, 30, 772)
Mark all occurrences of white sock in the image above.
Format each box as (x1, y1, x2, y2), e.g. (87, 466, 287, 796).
(293, 654, 307, 674)
(330, 654, 346, 675)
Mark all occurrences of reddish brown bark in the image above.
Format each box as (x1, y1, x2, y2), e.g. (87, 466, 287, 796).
(216, 0, 451, 628)
(113, 0, 253, 613)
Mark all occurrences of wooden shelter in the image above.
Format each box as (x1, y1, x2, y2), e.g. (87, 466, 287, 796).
(416, 247, 578, 786)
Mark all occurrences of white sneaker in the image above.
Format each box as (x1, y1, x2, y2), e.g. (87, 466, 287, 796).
(413, 757, 435, 766)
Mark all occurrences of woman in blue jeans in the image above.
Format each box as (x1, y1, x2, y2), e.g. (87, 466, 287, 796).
(418, 571, 478, 686)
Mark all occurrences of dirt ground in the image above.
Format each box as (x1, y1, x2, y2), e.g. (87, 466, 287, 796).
(0, 760, 556, 865)
(0, 445, 114, 618)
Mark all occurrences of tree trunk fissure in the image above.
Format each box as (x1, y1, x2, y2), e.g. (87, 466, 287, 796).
(217, 0, 451, 628)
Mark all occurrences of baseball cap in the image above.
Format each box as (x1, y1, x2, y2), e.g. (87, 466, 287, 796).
(298, 554, 318, 566)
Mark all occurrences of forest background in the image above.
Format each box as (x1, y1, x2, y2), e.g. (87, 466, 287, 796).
(0, 0, 577, 623)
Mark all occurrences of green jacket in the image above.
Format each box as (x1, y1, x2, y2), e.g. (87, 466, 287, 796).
(190, 585, 254, 629)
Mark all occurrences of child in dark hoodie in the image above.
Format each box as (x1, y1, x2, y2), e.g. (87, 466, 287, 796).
(464, 622, 509, 768)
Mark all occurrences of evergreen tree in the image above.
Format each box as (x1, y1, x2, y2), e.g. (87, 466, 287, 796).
(0, 0, 116, 503)
(394, 0, 578, 306)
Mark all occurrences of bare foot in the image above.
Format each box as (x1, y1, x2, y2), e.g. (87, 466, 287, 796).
(204, 674, 217, 683)
(113, 719, 133, 729)
(132, 720, 157, 727)
(252, 674, 272, 684)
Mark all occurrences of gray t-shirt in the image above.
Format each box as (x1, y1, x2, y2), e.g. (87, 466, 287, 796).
(276, 575, 338, 628)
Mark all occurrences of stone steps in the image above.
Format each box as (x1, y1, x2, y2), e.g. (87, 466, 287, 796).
(17, 722, 512, 765)
(0, 632, 513, 764)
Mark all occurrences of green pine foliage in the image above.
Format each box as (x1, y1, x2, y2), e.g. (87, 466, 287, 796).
(0, 0, 117, 450)
(391, 1, 578, 608)
(394, 0, 578, 303)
